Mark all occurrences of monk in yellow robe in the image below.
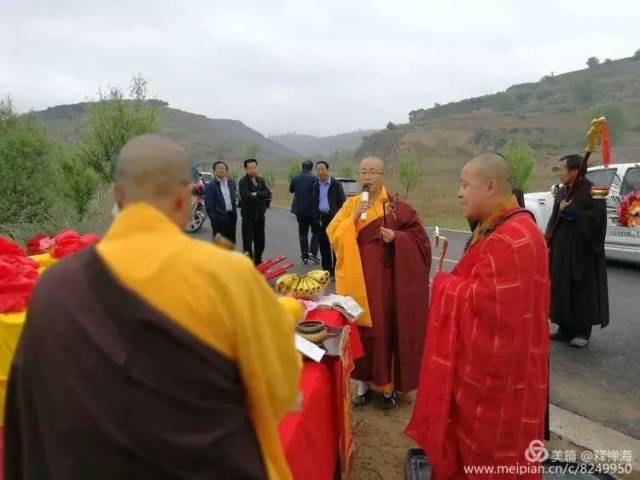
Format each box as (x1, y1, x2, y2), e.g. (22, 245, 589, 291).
(5, 135, 301, 479)
(327, 156, 431, 409)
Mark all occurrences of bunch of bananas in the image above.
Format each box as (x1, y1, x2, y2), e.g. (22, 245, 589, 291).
(275, 269, 330, 299)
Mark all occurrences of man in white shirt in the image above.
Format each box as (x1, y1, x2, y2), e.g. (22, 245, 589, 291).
(204, 161, 238, 244)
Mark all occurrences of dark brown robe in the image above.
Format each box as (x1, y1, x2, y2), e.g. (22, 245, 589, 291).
(547, 178, 609, 335)
(4, 247, 266, 479)
(352, 199, 431, 392)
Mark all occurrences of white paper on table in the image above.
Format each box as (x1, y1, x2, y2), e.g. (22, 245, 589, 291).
(295, 334, 325, 362)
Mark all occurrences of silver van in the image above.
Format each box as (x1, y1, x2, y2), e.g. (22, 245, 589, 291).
(524, 163, 640, 265)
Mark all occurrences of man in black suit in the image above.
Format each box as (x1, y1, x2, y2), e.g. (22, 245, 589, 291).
(289, 160, 321, 265)
(239, 158, 272, 265)
(315, 161, 346, 275)
(204, 161, 238, 244)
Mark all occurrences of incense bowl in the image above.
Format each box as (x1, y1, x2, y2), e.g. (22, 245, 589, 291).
(297, 320, 328, 344)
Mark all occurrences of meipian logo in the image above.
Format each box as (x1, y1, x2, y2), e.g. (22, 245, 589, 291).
(525, 440, 550, 463)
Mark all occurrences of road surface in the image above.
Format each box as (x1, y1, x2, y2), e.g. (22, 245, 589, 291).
(192, 207, 640, 439)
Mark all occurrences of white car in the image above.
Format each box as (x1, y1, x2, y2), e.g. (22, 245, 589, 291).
(524, 163, 640, 265)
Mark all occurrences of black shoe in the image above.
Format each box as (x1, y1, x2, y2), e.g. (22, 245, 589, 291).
(351, 390, 372, 407)
(309, 254, 321, 265)
(380, 392, 398, 410)
(302, 257, 309, 265)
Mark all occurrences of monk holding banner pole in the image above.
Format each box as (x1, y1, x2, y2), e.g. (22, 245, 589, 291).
(327, 156, 431, 409)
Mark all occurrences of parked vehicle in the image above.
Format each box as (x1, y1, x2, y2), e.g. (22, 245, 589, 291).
(524, 163, 640, 265)
(336, 177, 360, 197)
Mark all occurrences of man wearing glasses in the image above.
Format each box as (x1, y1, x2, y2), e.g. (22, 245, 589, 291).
(327, 156, 431, 409)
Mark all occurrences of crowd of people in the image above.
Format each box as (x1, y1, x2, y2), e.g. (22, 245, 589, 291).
(4, 133, 610, 480)
(204, 157, 347, 274)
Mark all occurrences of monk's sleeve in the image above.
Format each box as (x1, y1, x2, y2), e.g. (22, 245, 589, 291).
(234, 265, 301, 479)
(393, 205, 431, 266)
(406, 271, 468, 473)
(236, 268, 301, 419)
(326, 198, 355, 254)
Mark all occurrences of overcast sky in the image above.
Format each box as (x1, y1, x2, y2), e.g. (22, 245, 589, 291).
(1, 0, 638, 136)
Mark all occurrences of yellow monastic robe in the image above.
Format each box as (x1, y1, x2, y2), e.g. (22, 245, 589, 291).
(97, 203, 301, 480)
(326, 187, 388, 327)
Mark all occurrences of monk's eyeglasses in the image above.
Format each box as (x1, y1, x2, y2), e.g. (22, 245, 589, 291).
(357, 169, 384, 176)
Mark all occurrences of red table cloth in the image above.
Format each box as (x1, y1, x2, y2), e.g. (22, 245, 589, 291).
(278, 309, 363, 480)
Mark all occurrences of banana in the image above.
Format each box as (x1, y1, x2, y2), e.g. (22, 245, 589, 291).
(307, 270, 330, 285)
(276, 273, 299, 294)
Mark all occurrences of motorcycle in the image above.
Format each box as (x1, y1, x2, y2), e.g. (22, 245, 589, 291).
(186, 181, 207, 233)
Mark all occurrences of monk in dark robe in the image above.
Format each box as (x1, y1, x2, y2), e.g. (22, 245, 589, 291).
(547, 154, 609, 348)
(407, 154, 549, 480)
(5, 134, 301, 479)
(327, 156, 431, 409)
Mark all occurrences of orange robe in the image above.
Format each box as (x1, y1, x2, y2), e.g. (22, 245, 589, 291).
(406, 208, 549, 480)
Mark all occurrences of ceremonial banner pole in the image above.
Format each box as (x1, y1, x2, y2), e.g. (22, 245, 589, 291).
(433, 226, 449, 272)
(545, 117, 611, 243)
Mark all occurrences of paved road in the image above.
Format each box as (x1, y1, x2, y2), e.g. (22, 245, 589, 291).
(192, 207, 640, 439)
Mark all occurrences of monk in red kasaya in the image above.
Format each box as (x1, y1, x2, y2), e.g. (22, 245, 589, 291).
(406, 153, 550, 479)
(327, 156, 431, 409)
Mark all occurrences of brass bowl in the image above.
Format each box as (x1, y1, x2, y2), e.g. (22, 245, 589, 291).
(297, 320, 328, 344)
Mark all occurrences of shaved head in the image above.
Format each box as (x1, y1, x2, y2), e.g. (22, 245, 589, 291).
(465, 153, 513, 194)
(458, 153, 515, 221)
(359, 156, 384, 170)
(114, 134, 193, 226)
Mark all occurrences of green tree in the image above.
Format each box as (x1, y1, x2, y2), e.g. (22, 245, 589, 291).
(591, 104, 631, 143)
(397, 154, 421, 200)
(58, 155, 100, 217)
(587, 56, 600, 69)
(603, 58, 613, 65)
(337, 163, 354, 179)
(75, 74, 159, 183)
(0, 98, 58, 225)
(287, 162, 300, 181)
(500, 139, 535, 191)
(634, 49, 640, 60)
(243, 142, 260, 158)
(263, 167, 276, 188)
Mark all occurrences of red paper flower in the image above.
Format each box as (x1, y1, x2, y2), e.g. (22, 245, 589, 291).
(0, 255, 38, 313)
(25, 233, 55, 255)
(51, 230, 101, 259)
(0, 236, 26, 257)
(617, 192, 640, 227)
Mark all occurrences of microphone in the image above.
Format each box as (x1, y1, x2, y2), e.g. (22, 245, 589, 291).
(360, 185, 370, 221)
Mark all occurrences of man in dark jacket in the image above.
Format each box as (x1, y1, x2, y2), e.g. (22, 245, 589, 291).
(239, 158, 272, 265)
(314, 161, 346, 275)
(289, 160, 321, 264)
(547, 154, 609, 348)
(204, 161, 237, 244)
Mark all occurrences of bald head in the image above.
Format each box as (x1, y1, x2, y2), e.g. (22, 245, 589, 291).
(359, 156, 384, 170)
(458, 153, 515, 222)
(465, 153, 512, 193)
(114, 134, 192, 226)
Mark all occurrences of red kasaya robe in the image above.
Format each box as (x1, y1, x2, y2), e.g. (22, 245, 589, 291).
(406, 208, 549, 479)
(328, 189, 431, 393)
